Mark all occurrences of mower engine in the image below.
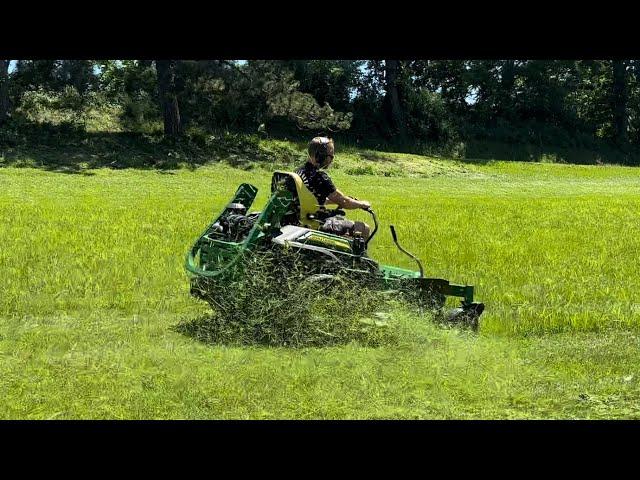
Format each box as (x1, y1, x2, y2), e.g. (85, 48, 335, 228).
(210, 203, 261, 242)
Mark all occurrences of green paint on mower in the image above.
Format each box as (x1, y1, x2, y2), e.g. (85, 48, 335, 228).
(185, 172, 484, 328)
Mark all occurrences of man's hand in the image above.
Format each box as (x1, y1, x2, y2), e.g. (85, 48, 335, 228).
(358, 200, 371, 210)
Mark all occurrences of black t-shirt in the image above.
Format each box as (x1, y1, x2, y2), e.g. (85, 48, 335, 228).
(295, 162, 337, 205)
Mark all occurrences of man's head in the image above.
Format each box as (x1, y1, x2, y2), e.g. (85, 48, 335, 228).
(308, 137, 335, 169)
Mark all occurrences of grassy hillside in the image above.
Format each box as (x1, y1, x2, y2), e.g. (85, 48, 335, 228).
(1, 144, 640, 419)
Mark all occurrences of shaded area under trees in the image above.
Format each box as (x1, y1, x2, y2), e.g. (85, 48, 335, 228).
(3, 59, 640, 167)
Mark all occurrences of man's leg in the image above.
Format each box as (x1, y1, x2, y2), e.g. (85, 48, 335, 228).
(320, 217, 371, 239)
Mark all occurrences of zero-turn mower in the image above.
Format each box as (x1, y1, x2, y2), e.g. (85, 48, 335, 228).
(185, 171, 485, 328)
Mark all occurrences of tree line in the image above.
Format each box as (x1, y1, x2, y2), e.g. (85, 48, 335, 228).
(1, 60, 639, 162)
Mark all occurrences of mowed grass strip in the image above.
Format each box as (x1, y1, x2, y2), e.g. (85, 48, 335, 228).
(1, 157, 640, 418)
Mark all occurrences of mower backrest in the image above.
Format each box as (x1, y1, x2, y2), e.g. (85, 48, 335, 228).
(271, 171, 326, 229)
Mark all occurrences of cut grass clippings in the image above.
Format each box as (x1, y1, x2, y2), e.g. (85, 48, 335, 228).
(177, 249, 400, 348)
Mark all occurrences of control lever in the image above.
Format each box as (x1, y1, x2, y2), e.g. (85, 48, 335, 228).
(390, 225, 424, 278)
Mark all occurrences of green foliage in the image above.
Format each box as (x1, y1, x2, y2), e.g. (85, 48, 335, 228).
(174, 61, 239, 130)
(18, 87, 80, 124)
(98, 60, 156, 100)
(5, 58, 640, 164)
(264, 74, 353, 132)
(249, 61, 353, 133)
(15, 86, 103, 130)
(119, 91, 162, 134)
(286, 60, 363, 111)
(12, 60, 98, 95)
(405, 88, 459, 145)
(95, 61, 161, 133)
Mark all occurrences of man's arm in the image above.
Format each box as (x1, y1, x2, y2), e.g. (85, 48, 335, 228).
(327, 189, 371, 210)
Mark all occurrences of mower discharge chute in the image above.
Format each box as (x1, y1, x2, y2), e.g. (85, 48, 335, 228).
(185, 171, 485, 328)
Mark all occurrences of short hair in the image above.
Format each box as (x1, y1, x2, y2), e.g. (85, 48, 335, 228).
(308, 137, 335, 161)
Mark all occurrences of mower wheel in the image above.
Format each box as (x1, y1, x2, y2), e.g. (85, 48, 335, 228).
(445, 302, 485, 331)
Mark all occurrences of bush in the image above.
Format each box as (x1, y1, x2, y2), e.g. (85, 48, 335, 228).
(14, 86, 119, 135)
(18, 87, 82, 126)
(257, 139, 306, 167)
(119, 91, 162, 134)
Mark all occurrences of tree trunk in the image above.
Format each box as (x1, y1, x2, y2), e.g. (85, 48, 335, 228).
(0, 60, 10, 125)
(155, 60, 181, 138)
(501, 60, 516, 90)
(500, 59, 516, 117)
(383, 59, 407, 141)
(612, 60, 628, 145)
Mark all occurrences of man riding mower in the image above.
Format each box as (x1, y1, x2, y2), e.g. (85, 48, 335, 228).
(292, 136, 372, 240)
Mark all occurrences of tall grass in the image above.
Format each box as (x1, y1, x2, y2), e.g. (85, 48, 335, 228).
(1, 150, 640, 418)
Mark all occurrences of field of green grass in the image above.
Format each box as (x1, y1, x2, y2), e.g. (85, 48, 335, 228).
(2, 144, 640, 419)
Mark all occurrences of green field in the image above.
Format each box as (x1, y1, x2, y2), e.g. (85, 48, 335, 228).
(2, 148, 640, 419)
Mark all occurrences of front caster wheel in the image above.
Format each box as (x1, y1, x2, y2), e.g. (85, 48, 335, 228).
(445, 302, 485, 331)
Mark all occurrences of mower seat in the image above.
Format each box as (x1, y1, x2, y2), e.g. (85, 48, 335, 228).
(271, 171, 339, 230)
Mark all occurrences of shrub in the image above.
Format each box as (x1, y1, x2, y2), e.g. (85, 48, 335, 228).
(119, 91, 162, 134)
